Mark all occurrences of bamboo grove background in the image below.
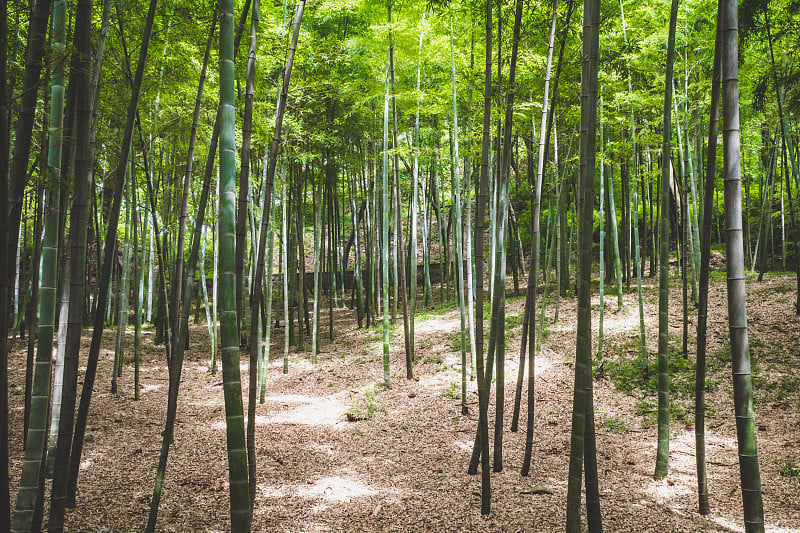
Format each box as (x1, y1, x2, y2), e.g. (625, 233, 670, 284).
(1, 0, 799, 530)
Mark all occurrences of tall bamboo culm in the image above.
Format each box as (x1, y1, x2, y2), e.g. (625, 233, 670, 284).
(565, 0, 601, 527)
(720, 0, 764, 529)
(11, 0, 65, 529)
(218, 0, 250, 528)
(654, 0, 679, 482)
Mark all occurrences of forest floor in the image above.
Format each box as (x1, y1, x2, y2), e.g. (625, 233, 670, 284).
(6, 267, 800, 532)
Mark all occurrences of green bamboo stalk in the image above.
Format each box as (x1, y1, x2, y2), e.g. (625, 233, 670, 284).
(47, 256, 68, 478)
(382, 67, 391, 388)
(469, 0, 493, 513)
(521, 0, 559, 475)
(350, 169, 365, 328)
(491, 0, 523, 475)
(464, 35, 477, 380)
(599, 96, 606, 363)
(607, 158, 623, 311)
(200, 226, 215, 379)
(312, 185, 321, 363)
(618, 0, 646, 363)
(566, 0, 601, 526)
(419, 152, 433, 306)
(11, 0, 65, 527)
(695, 10, 720, 514)
(0, 0, 8, 522)
(410, 11, 425, 370)
(720, 1, 764, 529)
(47, 0, 92, 527)
(259, 218, 275, 403)
(133, 172, 142, 401)
(449, 16, 467, 415)
(683, 87, 701, 301)
(388, 1, 411, 378)
(654, 0, 680, 482)
(218, 0, 249, 527)
(212, 181, 220, 374)
(236, 0, 256, 348)
(282, 159, 290, 374)
(112, 162, 131, 393)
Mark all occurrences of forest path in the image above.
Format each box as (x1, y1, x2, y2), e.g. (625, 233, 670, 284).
(6, 272, 800, 531)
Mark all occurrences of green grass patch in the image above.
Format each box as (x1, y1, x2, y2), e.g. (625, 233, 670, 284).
(601, 349, 697, 396)
(345, 387, 382, 422)
(442, 381, 460, 399)
(597, 417, 630, 433)
(771, 284, 794, 294)
(415, 298, 459, 320)
(447, 330, 471, 353)
(505, 311, 525, 331)
(421, 352, 444, 365)
(753, 373, 799, 402)
(776, 458, 800, 478)
(635, 399, 657, 428)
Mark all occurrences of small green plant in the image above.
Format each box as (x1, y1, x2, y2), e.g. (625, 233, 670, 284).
(777, 377, 799, 400)
(505, 312, 525, 331)
(442, 381, 460, 399)
(772, 284, 793, 294)
(635, 399, 657, 428)
(598, 417, 630, 433)
(447, 331, 469, 353)
(435, 362, 450, 373)
(422, 353, 444, 365)
(346, 388, 382, 422)
(714, 336, 732, 364)
(776, 458, 800, 478)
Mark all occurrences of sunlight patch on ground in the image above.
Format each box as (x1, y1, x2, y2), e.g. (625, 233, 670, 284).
(453, 440, 473, 453)
(642, 428, 709, 502)
(709, 515, 744, 532)
(300, 476, 379, 502)
(261, 394, 347, 427)
(415, 370, 469, 394)
(599, 306, 645, 336)
(192, 395, 224, 409)
(138, 383, 162, 394)
(710, 516, 797, 533)
(415, 315, 458, 335)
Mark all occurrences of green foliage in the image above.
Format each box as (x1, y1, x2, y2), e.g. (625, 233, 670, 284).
(602, 349, 698, 396)
(776, 458, 800, 478)
(442, 381, 460, 399)
(505, 311, 525, 332)
(421, 352, 444, 365)
(714, 336, 732, 364)
(635, 399, 657, 428)
(346, 387, 382, 421)
(753, 373, 799, 402)
(597, 417, 630, 433)
(447, 330, 471, 353)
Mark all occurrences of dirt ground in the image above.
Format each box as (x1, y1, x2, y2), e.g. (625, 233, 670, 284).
(6, 269, 800, 532)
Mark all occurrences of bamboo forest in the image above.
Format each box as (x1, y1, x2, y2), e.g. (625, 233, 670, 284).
(2, 0, 800, 530)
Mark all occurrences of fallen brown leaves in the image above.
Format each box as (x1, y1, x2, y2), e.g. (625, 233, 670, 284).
(5, 271, 799, 531)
